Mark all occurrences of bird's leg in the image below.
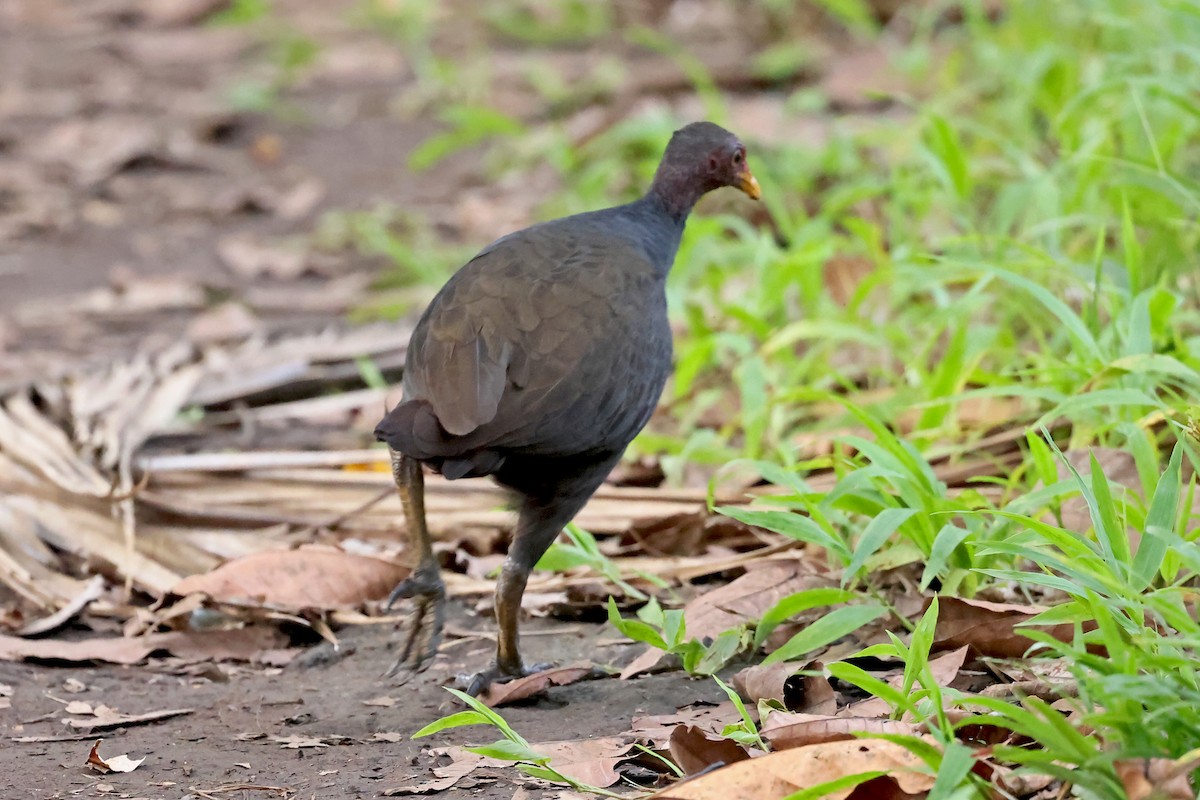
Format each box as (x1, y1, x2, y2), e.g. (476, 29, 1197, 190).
(460, 457, 619, 697)
(459, 533, 559, 697)
(382, 450, 446, 679)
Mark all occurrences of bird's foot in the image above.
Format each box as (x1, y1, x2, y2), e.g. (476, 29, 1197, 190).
(382, 561, 446, 680)
(455, 659, 554, 698)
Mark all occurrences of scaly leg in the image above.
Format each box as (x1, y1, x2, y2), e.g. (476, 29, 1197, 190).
(383, 450, 446, 679)
(460, 455, 620, 696)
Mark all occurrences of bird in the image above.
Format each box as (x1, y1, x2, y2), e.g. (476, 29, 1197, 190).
(374, 121, 760, 695)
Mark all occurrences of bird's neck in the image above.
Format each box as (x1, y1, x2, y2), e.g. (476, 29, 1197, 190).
(624, 196, 686, 277)
(646, 165, 705, 223)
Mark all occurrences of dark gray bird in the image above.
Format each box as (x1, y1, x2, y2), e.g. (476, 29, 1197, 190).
(374, 121, 761, 695)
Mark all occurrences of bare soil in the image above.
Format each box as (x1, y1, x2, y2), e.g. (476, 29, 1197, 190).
(2, 614, 721, 799)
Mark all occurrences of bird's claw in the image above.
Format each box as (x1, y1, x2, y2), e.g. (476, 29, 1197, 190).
(455, 660, 554, 697)
(382, 564, 446, 680)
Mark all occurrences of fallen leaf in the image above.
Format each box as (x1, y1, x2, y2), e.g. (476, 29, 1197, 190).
(384, 756, 480, 796)
(272, 734, 331, 749)
(1115, 757, 1197, 800)
(622, 562, 830, 678)
(16, 575, 105, 637)
(217, 234, 307, 279)
(733, 660, 835, 714)
(761, 712, 917, 750)
(170, 547, 407, 610)
(384, 753, 496, 796)
(186, 302, 261, 344)
(668, 724, 752, 776)
(29, 116, 162, 186)
(481, 662, 602, 707)
(372, 732, 404, 743)
(65, 700, 94, 715)
(87, 740, 145, 773)
(68, 707, 193, 731)
(630, 703, 741, 750)
(933, 598, 1074, 659)
(822, 255, 875, 307)
(650, 737, 936, 799)
(274, 177, 325, 221)
(62, 678, 87, 693)
(0, 627, 287, 665)
(532, 737, 638, 787)
(363, 695, 397, 708)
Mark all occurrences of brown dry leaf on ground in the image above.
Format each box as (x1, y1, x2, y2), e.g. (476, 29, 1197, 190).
(622, 561, 831, 678)
(732, 660, 835, 714)
(383, 756, 481, 796)
(68, 705, 193, 731)
(629, 702, 742, 750)
(668, 724, 753, 776)
(170, 546, 407, 609)
(533, 737, 638, 787)
(933, 597, 1073, 658)
(650, 738, 935, 800)
(0, 626, 287, 665)
(1115, 758, 1197, 800)
(216, 234, 309, 280)
(762, 713, 918, 750)
(387, 738, 635, 795)
(480, 661, 604, 707)
(86, 740, 146, 773)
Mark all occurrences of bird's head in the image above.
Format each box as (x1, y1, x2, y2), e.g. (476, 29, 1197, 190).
(655, 121, 761, 202)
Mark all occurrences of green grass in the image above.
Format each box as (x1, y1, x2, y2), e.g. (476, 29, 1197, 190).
(337, 0, 1200, 793)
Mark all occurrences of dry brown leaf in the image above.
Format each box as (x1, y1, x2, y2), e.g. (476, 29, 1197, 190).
(762, 712, 917, 750)
(68, 707, 193, 730)
(820, 45, 911, 108)
(733, 660, 835, 714)
(668, 724, 752, 777)
(622, 561, 831, 678)
(29, 116, 163, 186)
(1115, 758, 1197, 800)
(15, 575, 105, 637)
(86, 740, 145, 773)
(186, 302, 262, 344)
(933, 597, 1073, 658)
(362, 695, 396, 708)
(533, 737, 637, 787)
(481, 662, 601, 707)
(217, 234, 307, 280)
(272, 734, 330, 749)
(822, 255, 875, 307)
(170, 546, 407, 610)
(630, 702, 741, 750)
(650, 737, 935, 800)
(0, 626, 287, 665)
(384, 754, 481, 796)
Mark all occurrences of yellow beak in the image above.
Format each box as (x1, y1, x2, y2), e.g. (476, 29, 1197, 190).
(738, 168, 762, 200)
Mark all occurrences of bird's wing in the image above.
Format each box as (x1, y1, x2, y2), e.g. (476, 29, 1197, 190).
(403, 220, 653, 442)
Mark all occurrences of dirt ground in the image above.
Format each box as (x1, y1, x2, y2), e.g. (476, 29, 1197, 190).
(2, 614, 728, 799)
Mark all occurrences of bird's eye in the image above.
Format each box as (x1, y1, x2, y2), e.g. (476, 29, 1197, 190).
(733, 151, 743, 165)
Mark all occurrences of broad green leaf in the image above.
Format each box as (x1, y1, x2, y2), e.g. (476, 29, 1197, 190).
(764, 604, 887, 665)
